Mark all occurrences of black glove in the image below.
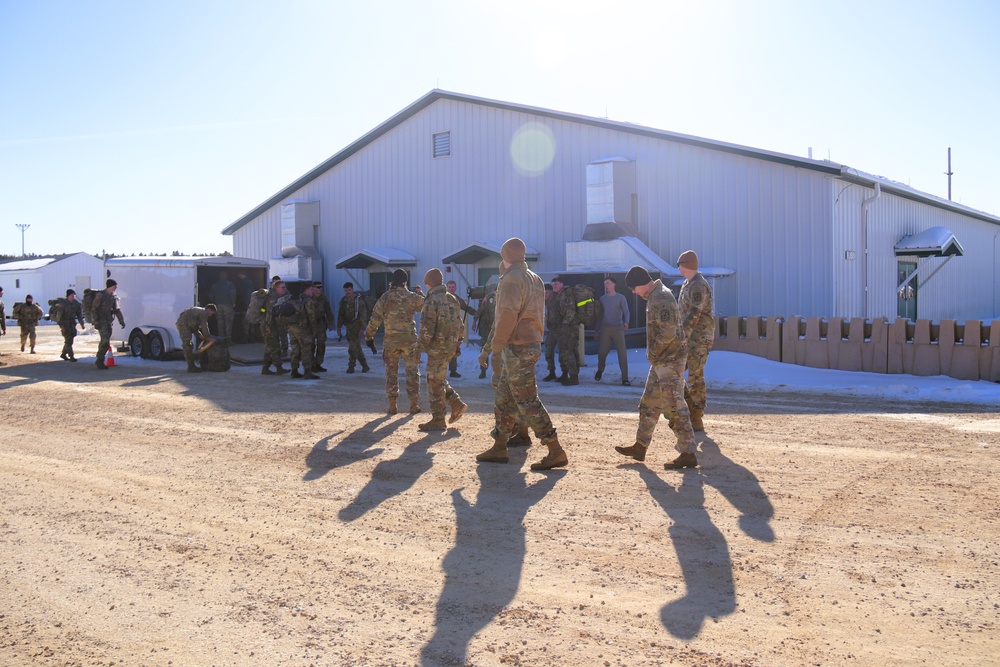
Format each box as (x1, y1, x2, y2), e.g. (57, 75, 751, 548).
(367, 339, 378, 355)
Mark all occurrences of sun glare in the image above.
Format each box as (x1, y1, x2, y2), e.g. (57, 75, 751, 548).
(510, 122, 556, 176)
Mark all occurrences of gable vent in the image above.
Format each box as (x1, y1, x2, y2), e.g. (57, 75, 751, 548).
(433, 131, 451, 158)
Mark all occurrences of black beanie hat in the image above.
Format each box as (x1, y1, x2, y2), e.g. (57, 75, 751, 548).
(391, 269, 409, 286)
(106, 278, 117, 288)
(625, 266, 653, 289)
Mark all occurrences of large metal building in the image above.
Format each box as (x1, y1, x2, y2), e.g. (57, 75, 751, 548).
(223, 90, 999, 322)
(0, 253, 106, 306)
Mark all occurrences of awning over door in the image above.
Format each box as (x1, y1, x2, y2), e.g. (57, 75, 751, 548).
(442, 240, 539, 265)
(335, 248, 417, 269)
(894, 226, 964, 257)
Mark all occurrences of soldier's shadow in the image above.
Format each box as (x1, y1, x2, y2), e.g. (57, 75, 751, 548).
(697, 435, 775, 543)
(634, 466, 736, 641)
(302, 416, 403, 481)
(420, 450, 564, 666)
(338, 430, 459, 521)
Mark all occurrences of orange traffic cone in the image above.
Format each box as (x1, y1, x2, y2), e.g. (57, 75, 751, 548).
(105, 349, 116, 367)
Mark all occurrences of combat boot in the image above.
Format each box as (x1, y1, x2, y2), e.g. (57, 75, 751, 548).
(187, 360, 203, 373)
(448, 399, 468, 424)
(664, 452, 698, 470)
(478, 367, 487, 379)
(313, 365, 327, 372)
(595, 366, 604, 381)
(346, 364, 356, 374)
(530, 434, 568, 470)
(361, 363, 371, 373)
(409, 398, 422, 414)
(68, 355, 78, 362)
(290, 368, 304, 378)
(614, 443, 647, 462)
(95, 358, 108, 370)
(418, 416, 448, 432)
(689, 408, 705, 432)
(476, 437, 509, 464)
(304, 369, 320, 380)
(61, 353, 69, 361)
(274, 365, 290, 375)
(388, 397, 398, 415)
(560, 374, 579, 386)
(261, 365, 276, 375)
(555, 372, 567, 383)
(507, 427, 532, 448)
(542, 369, 557, 382)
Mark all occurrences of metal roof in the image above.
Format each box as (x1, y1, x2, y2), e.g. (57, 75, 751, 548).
(334, 248, 417, 269)
(0, 252, 90, 272)
(894, 226, 965, 257)
(441, 240, 540, 265)
(222, 90, 1000, 236)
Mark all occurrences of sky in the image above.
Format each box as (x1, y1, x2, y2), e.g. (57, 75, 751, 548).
(1, 0, 998, 258)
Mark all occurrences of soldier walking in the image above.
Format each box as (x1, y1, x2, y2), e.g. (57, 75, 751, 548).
(550, 276, 580, 385)
(366, 269, 425, 415)
(58, 289, 86, 361)
(416, 268, 467, 431)
(474, 286, 496, 378)
(337, 282, 370, 373)
(260, 280, 290, 375)
(677, 250, 715, 432)
(615, 265, 698, 470)
(476, 238, 567, 470)
(15, 295, 44, 353)
(176, 304, 217, 373)
(92, 279, 124, 370)
(311, 282, 335, 372)
(287, 284, 319, 379)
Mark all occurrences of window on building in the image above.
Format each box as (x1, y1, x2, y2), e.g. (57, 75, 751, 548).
(433, 131, 451, 158)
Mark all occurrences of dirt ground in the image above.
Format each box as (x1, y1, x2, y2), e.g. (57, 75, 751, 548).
(1, 325, 998, 667)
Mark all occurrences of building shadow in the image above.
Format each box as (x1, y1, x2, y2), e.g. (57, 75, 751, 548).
(302, 416, 404, 481)
(338, 430, 459, 521)
(633, 466, 736, 641)
(420, 450, 565, 666)
(697, 434, 775, 542)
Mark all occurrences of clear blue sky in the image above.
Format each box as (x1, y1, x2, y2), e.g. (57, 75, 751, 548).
(1, 0, 997, 257)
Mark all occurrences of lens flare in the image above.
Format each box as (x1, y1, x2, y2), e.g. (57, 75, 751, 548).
(510, 122, 556, 177)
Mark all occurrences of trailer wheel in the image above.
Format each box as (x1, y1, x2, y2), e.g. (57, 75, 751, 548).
(148, 331, 165, 361)
(128, 329, 148, 358)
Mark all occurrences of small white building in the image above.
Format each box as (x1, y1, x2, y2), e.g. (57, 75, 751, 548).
(223, 90, 1000, 322)
(0, 253, 105, 307)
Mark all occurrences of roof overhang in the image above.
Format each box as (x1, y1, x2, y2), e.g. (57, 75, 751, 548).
(563, 236, 735, 280)
(894, 226, 965, 258)
(335, 248, 417, 269)
(442, 240, 540, 265)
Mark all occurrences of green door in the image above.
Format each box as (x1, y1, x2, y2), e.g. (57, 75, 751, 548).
(897, 261, 917, 321)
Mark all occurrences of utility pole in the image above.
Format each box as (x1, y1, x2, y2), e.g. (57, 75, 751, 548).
(15, 224, 30, 256)
(945, 147, 954, 201)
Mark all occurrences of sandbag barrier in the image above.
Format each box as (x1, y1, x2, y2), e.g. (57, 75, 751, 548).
(714, 316, 998, 382)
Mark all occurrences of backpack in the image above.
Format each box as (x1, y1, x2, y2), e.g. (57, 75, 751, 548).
(275, 299, 301, 325)
(572, 284, 598, 328)
(82, 289, 99, 324)
(245, 289, 268, 325)
(48, 298, 66, 323)
(11, 302, 23, 319)
(200, 338, 231, 372)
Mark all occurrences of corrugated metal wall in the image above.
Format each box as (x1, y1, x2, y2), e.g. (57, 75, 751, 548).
(228, 97, 997, 319)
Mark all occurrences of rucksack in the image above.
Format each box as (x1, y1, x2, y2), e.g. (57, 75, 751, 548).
(82, 289, 99, 324)
(572, 284, 598, 328)
(48, 298, 66, 323)
(245, 289, 268, 325)
(11, 302, 23, 319)
(275, 299, 301, 325)
(201, 338, 231, 372)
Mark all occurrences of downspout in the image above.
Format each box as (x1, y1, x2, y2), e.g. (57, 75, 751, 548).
(861, 183, 881, 318)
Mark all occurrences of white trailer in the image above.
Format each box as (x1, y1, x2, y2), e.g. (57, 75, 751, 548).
(104, 256, 269, 360)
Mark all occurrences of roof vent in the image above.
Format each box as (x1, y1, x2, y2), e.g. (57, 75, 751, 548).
(584, 158, 639, 240)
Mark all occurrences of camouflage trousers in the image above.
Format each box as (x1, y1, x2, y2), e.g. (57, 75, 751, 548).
(19, 323, 37, 349)
(492, 343, 555, 441)
(96, 322, 113, 362)
(636, 359, 696, 454)
(313, 325, 328, 367)
(383, 340, 420, 399)
(176, 323, 200, 364)
(216, 304, 235, 339)
(425, 353, 460, 418)
(261, 322, 283, 367)
(346, 321, 366, 369)
(59, 322, 77, 357)
(556, 325, 580, 375)
(543, 330, 557, 372)
(288, 324, 315, 372)
(685, 344, 711, 411)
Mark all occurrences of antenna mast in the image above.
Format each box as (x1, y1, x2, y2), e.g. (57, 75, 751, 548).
(945, 147, 954, 200)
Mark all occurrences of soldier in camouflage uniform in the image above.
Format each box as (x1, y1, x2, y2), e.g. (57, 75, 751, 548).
(15, 294, 44, 353)
(366, 269, 425, 415)
(478, 311, 532, 449)
(550, 276, 580, 385)
(677, 250, 715, 432)
(287, 284, 319, 379)
(473, 287, 496, 378)
(416, 268, 467, 431)
(58, 289, 86, 361)
(615, 266, 698, 470)
(311, 282, 335, 372)
(446, 280, 476, 378)
(260, 280, 290, 375)
(175, 304, 217, 373)
(337, 282, 370, 373)
(476, 238, 567, 470)
(541, 283, 559, 381)
(93, 279, 124, 370)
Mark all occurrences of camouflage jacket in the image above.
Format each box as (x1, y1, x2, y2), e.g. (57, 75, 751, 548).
(315, 293, 334, 327)
(554, 287, 578, 329)
(295, 294, 320, 332)
(263, 289, 287, 327)
(366, 286, 424, 345)
(492, 261, 544, 349)
(60, 299, 85, 326)
(175, 307, 213, 339)
(417, 285, 464, 355)
(16, 301, 43, 324)
(643, 279, 687, 365)
(338, 294, 369, 329)
(475, 292, 496, 335)
(92, 290, 123, 327)
(678, 272, 715, 351)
